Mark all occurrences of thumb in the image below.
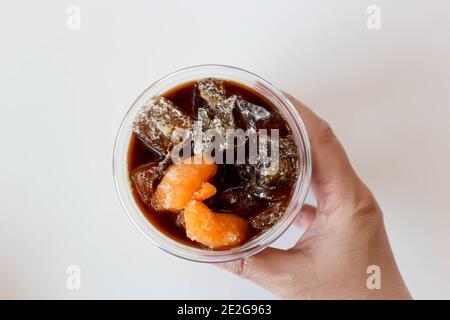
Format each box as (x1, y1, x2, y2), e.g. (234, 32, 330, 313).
(218, 248, 304, 297)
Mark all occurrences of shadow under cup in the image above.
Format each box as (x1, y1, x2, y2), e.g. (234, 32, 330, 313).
(113, 65, 312, 263)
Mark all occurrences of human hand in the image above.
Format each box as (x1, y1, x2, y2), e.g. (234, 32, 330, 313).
(219, 94, 412, 300)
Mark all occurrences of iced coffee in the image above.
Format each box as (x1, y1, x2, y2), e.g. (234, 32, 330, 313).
(128, 78, 300, 250)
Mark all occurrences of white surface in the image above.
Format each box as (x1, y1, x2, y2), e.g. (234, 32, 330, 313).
(1, 0, 449, 299)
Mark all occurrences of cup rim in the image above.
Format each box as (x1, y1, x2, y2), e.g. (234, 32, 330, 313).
(113, 64, 312, 263)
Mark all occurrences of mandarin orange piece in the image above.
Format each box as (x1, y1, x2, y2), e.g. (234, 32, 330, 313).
(192, 182, 217, 201)
(183, 200, 249, 249)
(151, 155, 217, 212)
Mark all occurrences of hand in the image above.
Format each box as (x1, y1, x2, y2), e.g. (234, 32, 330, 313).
(219, 94, 412, 300)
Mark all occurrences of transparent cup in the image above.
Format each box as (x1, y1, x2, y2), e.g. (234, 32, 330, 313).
(113, 65, 312, 263)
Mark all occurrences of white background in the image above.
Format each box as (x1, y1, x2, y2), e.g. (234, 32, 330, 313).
(1, 0, 449, 299)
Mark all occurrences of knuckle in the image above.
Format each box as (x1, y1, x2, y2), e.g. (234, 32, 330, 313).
(352, 186, 382, 219)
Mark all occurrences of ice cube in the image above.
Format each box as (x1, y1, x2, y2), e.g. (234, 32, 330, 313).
(256, 136, 300, 190)
(234, 97, 290, 135)
(236, 163, 255, 184)
(131, 162, 165, 207)
(197, 78, 226, 109)
(235, 97, 271, 129)
(249, 202, 287, 230)
(213, 95, 236, 133)
(264, 112, 289, 135)
(247, 185, 286, 202)
(211, 164, 241, 191)
(191, 84, 209, 116)
(133, 97, 193, 157)
(196, 108, 213, 132)
(196, 96, 236, 133)
(193, 96, 238, 153)
(206, 186, 268, 216)
(228, 164, 288, 201)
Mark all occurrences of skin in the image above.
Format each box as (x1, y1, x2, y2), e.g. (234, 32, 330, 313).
(219, 94, 412, 300)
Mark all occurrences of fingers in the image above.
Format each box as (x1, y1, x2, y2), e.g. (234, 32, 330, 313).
(218, 247, 296, 292)
(294, 204, 317, 230)
(285, 93, 362, 212)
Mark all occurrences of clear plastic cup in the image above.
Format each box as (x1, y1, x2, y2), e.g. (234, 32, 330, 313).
(113, 65, 312, 263)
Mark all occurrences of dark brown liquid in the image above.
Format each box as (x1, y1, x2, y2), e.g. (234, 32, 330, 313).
(128, 80, 294, 248)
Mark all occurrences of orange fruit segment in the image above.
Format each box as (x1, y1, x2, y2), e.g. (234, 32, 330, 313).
(183, 200, 249, 249)
(192, 182, 217, 201)
(151, 155, 217, 212)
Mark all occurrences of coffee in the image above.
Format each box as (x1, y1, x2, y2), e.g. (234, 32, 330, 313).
(127, 79, 300, 250)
